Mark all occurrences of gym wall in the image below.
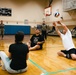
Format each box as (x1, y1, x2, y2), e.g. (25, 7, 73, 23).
(0, 0, 48, 26)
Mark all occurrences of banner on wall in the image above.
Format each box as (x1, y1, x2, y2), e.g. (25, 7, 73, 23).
(0, 8, 12, 16)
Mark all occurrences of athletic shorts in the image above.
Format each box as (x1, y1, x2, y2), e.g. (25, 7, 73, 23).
(61, 48, 76, 59)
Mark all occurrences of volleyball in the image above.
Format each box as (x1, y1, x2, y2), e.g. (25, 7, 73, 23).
(54, 12, 60, 17)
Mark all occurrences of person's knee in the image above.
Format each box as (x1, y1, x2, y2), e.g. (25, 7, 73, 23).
(71, 56, 76, 60)
(57, 51, 61, 55)
(36, 45, 40, 50)
(71, 54, 76, 60)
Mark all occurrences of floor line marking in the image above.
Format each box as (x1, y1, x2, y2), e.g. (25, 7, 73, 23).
(44, 67, 76, 75)
(29, 58, 76, 75)
(29, 58, 47, 73)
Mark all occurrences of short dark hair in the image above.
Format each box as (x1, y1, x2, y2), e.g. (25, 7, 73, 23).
(15, 31, 24, 43)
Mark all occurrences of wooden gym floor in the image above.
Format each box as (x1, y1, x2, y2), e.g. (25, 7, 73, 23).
(0, 35, 76, 75)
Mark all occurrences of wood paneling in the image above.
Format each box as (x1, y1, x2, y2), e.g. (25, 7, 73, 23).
(0, 35, 76, 75)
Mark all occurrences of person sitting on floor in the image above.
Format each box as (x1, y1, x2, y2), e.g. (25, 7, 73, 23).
(27, 28, 44, 51)
(53, 21, 76, 60)
(0, 31, 29, 73)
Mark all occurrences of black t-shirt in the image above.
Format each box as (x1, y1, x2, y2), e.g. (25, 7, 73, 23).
(30, 34, 44, 49)
(9, 43, 29, 70)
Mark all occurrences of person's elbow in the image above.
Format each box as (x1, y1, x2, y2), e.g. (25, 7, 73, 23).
(26, 53, 29, 60)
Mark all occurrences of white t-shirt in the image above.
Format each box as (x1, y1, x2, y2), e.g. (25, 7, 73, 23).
(60, 29, 75, 51)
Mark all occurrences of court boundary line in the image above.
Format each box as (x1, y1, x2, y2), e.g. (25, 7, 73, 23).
(29, 58, 47, 73)
(44, 67, 76, 75)
(29, 58, 76, 75)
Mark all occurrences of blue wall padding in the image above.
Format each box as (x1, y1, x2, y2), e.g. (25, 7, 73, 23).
(4, 25, 30, 35)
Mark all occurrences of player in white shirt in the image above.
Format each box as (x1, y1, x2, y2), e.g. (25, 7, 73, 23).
(53, 21, 76, 60)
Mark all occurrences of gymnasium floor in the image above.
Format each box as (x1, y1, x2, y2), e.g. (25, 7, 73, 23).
(0, 35, 76, 75)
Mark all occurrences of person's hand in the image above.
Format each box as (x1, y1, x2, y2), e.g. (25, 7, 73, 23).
(57, 21, 61, 24)
(37, 42, 41, 45)
(53, 22, 56, 26)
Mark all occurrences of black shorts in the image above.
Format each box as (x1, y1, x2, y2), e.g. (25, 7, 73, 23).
(61, 48, 76, 59)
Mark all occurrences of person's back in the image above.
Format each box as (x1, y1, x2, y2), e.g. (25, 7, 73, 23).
(9, 31, 29, 70)
(0, 31, 29, 73)
(9, 43, 28, 70)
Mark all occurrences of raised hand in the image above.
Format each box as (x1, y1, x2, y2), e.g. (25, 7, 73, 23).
(53, 22, 56, 26)
(57, 21, 61, 24)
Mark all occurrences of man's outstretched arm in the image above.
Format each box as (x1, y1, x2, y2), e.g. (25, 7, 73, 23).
(53, 22, 61, 36)
(57, 21, 68, 32)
